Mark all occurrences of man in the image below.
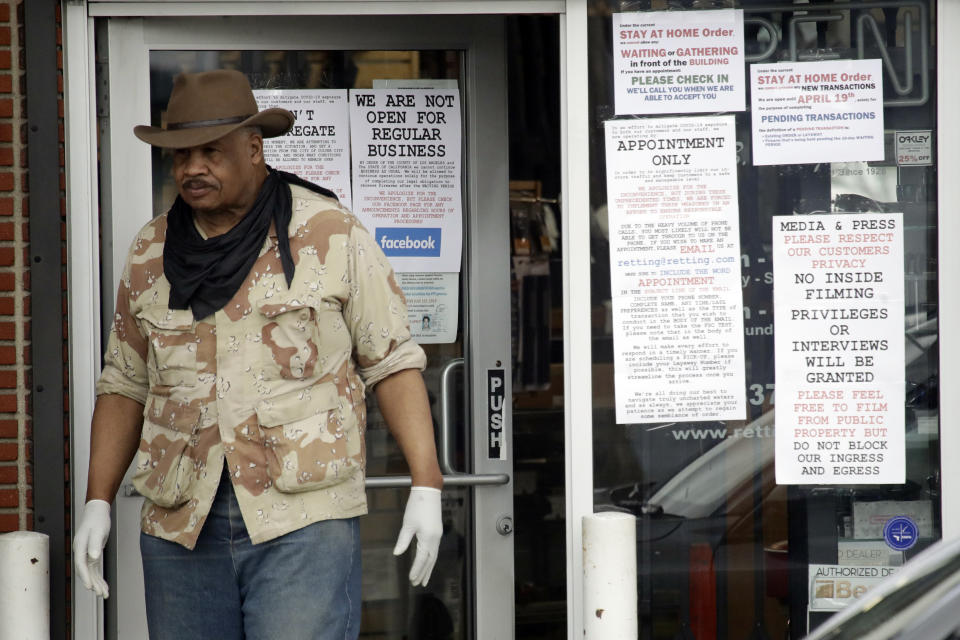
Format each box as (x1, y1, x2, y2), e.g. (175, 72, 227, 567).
(73, 70, 444, 639)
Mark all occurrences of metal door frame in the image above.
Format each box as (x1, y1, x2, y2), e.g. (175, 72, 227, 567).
(105, 12, 516, 638)
(64, 3, 580, 638)
(937, 0, 960, 540)
(102, 11, 517, 639)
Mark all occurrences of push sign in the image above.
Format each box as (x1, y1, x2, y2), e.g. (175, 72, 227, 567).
(895, 130, 933, 166)
(487, 369, 506, 460)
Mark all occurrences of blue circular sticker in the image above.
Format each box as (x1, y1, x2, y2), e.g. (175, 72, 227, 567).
(883, 516, 919, 551)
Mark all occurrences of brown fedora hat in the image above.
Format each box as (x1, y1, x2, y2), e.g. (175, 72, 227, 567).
(133, 69, 294, 148)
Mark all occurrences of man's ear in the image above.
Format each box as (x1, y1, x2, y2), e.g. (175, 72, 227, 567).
(248, 130, 265, 165)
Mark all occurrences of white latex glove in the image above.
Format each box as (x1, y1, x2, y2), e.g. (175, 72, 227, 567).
(73, 499, 111, 599)
(393, 486, 442, 587)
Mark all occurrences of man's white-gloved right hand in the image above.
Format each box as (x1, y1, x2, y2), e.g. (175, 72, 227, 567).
(393, 486, 442, 587)
(73, 499, 112, 599)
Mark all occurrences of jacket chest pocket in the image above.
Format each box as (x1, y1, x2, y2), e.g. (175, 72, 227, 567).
(258, 300, 321, 380)
(136, 306, 198, 390)
(255, 382, 360, 492)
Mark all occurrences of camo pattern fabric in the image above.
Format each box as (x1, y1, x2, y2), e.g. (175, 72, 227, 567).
(96, 184, 426, 549)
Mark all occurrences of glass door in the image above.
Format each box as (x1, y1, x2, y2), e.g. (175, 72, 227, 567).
(99, 15, 514, 639)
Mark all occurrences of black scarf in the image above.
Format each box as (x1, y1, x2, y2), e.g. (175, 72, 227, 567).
(163, 168, 338, 320)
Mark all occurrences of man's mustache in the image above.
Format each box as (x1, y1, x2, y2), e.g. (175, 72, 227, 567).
(181, 179, 216, 190)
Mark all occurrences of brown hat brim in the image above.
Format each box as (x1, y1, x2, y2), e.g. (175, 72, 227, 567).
(133, 108, 294, 149)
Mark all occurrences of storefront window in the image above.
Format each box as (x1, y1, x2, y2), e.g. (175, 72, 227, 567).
(587, 1, 939, 637)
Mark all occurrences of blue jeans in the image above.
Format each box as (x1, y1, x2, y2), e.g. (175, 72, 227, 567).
(140, 472, 361, 640)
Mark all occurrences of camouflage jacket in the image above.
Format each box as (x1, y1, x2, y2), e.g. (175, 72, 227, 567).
(96, 184, 426, 549)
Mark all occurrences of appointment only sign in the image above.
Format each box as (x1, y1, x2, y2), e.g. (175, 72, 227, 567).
(773, 213, 905, 484)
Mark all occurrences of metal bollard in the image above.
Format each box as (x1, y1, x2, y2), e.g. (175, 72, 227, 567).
(0, 531, 50, 640)
(583, 512, 638, 640)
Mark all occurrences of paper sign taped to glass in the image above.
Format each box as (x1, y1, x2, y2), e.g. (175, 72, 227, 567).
(349, 89, 463, 273)
(253, 89, 353, 208)
(809, 564, 899, 612)
(397, 272, 458, 344)
(772, 213, 905, 484)
(604, 115, 746, 424)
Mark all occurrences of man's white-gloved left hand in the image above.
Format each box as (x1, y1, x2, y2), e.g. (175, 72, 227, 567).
(73, 499, 112, 599)
(393, 486, 442, 587)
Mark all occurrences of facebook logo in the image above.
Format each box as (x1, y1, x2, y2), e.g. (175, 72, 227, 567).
(376, 228, 442, 257)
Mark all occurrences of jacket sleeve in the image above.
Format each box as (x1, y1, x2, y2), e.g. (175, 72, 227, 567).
(95, 248, 150, 405)
(343, 223, 426, 388)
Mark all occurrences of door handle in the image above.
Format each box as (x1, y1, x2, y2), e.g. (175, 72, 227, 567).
(123, 472, 509, 497)
(367, 357, 509, 490)
(439, 357, 464, 475)
(366, 473, 509, 489)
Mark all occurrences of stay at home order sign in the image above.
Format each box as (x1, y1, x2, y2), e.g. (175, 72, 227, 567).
(750, 59, 884, 165)
(773, 213, 904, 484)
(613, 9, 745, 115)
